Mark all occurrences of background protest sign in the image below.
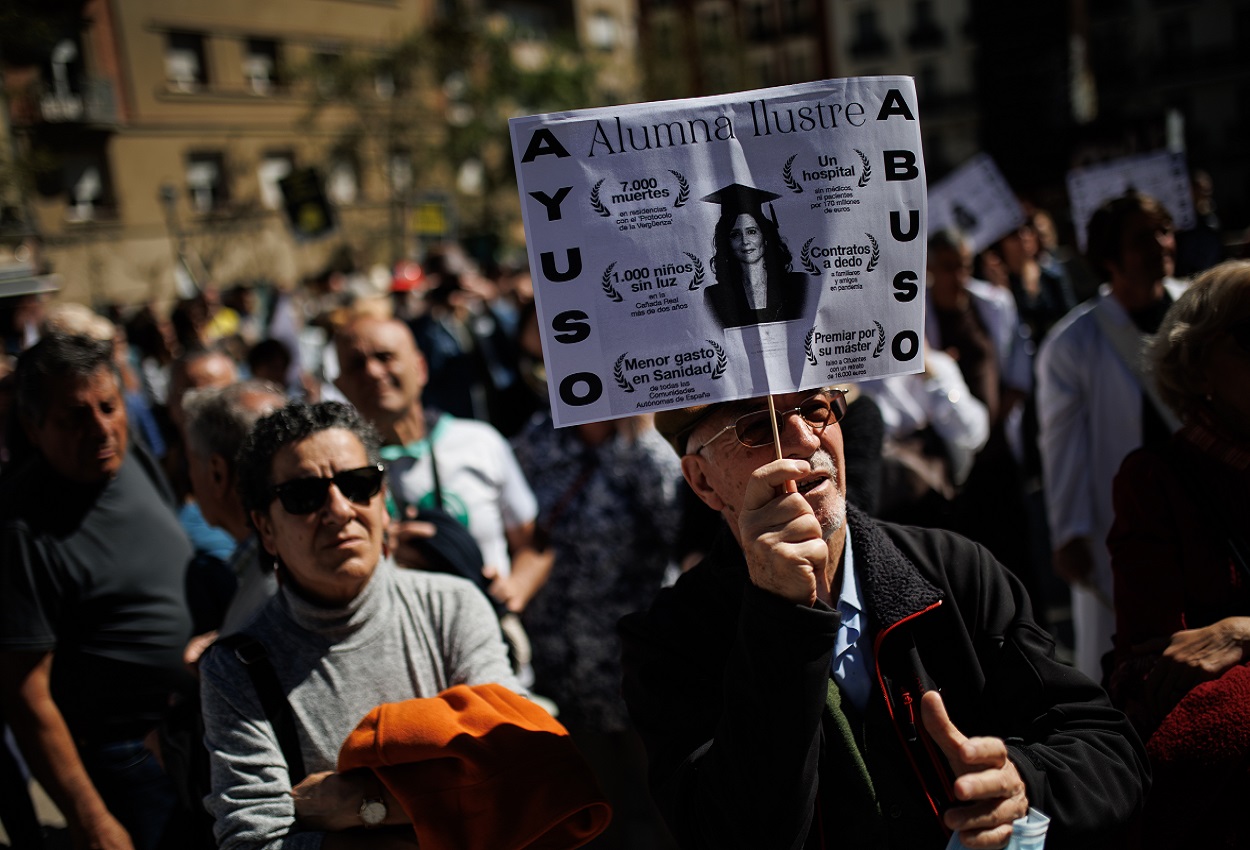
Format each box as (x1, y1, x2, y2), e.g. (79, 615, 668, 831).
(1066, 150, 1195, 250)
(511, 76, 927, 428)
(927, 153, 1025, 254)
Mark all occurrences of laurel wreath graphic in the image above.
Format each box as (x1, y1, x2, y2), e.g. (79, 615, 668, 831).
(865, 233, 880, 272)
(855, 149, 871, 188)
(614, 353, 634, 392)
(709, 340, 727, 380)
(804, 327, 818, 366)
(783, 154, 803, 194)
(800, 238, 820, 276)
(669, 170, 689, 207)
(601, 263, 623, 302)
(872, 321, 886, 359)
(590, 179, 611, 217)
(684, 252, 706, 290)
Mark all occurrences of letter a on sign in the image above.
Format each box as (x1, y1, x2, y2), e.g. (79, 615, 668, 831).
(876, 89, 915, 122)
(521, 129, 571, 163)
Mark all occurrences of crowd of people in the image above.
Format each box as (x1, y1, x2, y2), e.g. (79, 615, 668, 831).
(0, 187, 1247, 850)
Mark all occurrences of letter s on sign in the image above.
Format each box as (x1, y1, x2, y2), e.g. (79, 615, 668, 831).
(552, 310, 592, 344)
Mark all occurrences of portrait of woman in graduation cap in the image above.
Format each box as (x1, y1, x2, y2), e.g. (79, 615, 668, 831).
(702, 182, 811, 328)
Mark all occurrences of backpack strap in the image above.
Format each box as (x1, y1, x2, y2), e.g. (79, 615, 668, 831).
(214, 634, 307, 785)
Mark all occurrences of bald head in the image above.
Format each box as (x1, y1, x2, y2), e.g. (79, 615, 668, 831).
(169, 349, 239, 434)
(183, 379, 287, 537)
(333, 316, 427, 437)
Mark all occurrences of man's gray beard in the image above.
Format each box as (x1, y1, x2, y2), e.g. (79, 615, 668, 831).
(807, 448, 846, 539)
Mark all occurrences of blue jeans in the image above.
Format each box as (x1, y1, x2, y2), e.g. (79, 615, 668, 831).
(79, 738, 183, 850)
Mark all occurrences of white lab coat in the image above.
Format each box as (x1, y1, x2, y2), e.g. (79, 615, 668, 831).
(1036, 280, 1187, 678)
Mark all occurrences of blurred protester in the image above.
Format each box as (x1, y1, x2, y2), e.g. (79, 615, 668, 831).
(992, 223, 1077, 345)
(1030, 206, 1095, 304)
(1, 293, 44, 356)
(0, 333, 193, 850)
(181, 381, 287, 650)
(512, 412, 682, 850)
(333, 314, 549, 618)
(199, 401, 525, 850)
(925, 229, 1036, 613)
(125, 304, 177, 407)
(388, 260, 428, 323)
(0, 354, 16, 475)
(858, 343, 989, 527)
(171, 297, 212, 360)
(1038, 190, 1186, 680)
(220, 285, 264, 348)
(409, 250, 527, 437)
(246, 338, 296, 393)
(0, 348, 36, 850)
(1174, 169, 1224, 278)
(1106, 261, 1250, 849)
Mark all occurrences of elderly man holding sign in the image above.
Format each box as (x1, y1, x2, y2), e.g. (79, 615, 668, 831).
(617, 389, 1148, 849)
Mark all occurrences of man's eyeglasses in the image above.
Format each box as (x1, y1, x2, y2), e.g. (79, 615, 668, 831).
(687, 388, 849, 456)
(270, 464, 386, 515)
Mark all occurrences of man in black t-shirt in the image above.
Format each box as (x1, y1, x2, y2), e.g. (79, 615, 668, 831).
(0, 333, 193, 850)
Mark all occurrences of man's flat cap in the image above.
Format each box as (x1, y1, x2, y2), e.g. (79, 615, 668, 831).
(655, 404, 723, 456)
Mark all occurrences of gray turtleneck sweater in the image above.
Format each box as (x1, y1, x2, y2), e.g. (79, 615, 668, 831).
(200, 558, 520, 850)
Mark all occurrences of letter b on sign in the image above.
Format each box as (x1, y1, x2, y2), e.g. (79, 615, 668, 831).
(884, 151, 919, 182)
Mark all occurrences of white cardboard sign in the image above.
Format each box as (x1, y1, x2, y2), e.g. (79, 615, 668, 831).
(510, 77, 927, 427)
(927, 153, 1026, 255)
(1066, 150, 1195, 250)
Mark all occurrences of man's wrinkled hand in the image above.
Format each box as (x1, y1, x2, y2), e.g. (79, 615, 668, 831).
(1144, 616, 1250, 716)
(921, 691, 1027, 850)
(737, 459, 828, 606)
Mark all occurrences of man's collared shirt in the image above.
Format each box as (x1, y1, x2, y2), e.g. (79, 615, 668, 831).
(832, 526, 874, 712)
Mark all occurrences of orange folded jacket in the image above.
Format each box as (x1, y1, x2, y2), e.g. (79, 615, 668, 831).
(339, 683, 612, 850)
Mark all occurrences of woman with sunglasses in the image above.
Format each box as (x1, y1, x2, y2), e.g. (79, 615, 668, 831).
(1106, 260, 1250, 849)
(199, 401, 520, 850)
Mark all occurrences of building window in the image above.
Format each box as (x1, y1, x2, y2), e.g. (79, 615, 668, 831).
(785, 0, 810, 33)
(587, 10, 620, 51)
(244, 38, 281, 95)
(64, 153, 114, 222)
(388, 148, 413, 195)
(746, 1, 771, 40)
(650, 17, 676, 54)
(908, 0, 945, 49)
(788, 46, 815, 83)
(917, 63, 939, 102)
(186, 152, 227, 214)
(258, 151, 294, 210)
(312, 49, 344, 96)
(327, 154, 360, 205)
(165, 31, 208, 92)
(849, 9, 890, 58)
(700, 7, 727, 50)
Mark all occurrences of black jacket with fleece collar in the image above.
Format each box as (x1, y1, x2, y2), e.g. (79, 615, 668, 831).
(619, 506, 1148, 849)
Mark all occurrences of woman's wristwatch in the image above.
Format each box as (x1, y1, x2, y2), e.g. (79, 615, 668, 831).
(359, 796, 387, 827)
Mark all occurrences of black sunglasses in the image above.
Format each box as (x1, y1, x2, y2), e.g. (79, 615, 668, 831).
(689, 389, 850, 455)
(270, 464, 386, 515)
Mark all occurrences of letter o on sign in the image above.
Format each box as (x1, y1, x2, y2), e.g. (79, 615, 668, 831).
(559, 372, 603, 406)
(891, 330, 920, 362)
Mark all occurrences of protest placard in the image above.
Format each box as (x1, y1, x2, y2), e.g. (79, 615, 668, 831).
(927, 153, 1025, 255)
(510, 76, 927, 427)
(1066, 150, 1194, 250)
